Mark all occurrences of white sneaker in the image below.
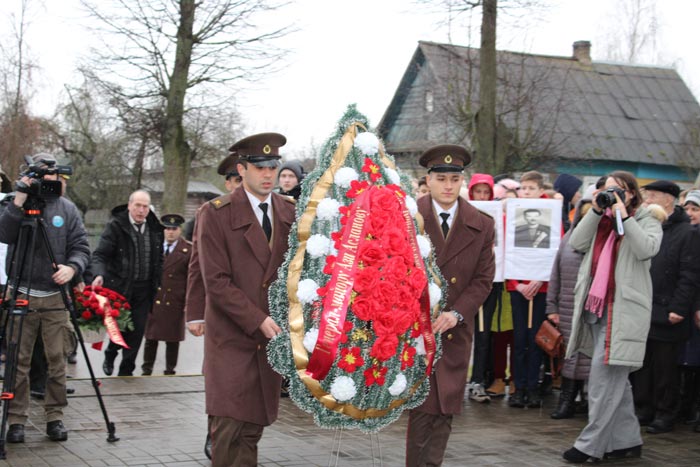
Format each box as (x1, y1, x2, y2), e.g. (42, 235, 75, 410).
(468, 383, 491, 403)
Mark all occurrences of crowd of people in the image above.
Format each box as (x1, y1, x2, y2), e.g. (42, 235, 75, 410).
(1, 139, 700, 466)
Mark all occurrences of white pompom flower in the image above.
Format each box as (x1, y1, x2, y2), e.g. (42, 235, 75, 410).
(303, 328, 319, 353)
(416, 235, 431, 258)
(429, 282, 442, 308)
(306, 234, 332, 258)
(354, 132, 380, 155)
(297, 278, 320, 305)
(330, 375, 357, 401)
(334, 167, 359, 188)
(388, 373, 408, 396)
(405, 196, 418, 217)
(413, 335, 427, 355)
(316, 198, 341, 221)
(385, 167, 401, 185)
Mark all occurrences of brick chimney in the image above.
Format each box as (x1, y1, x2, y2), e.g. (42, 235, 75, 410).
(573, 40, 592, 65)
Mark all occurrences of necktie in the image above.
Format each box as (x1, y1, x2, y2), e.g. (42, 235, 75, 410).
(260, 203, 272, 242)
(136, 223, 144, 234)
(164, 243, 172, 257)
(439, 212, 450, 238)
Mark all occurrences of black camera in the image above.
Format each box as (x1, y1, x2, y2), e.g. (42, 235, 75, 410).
(16, 155, 72, 199)
(595, 187, 626, 209)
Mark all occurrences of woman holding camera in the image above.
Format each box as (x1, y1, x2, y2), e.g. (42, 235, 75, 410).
(561, 171, 665, 463)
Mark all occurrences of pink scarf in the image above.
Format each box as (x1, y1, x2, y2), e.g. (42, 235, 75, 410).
(585, 210, 622, 317)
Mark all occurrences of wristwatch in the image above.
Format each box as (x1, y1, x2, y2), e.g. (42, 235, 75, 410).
(450, 310, 464, 324)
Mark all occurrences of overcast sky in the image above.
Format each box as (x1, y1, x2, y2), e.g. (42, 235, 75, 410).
(3, 0, 699, 157)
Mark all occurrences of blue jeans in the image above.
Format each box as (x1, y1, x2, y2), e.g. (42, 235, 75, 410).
(510, 291, 546, 391)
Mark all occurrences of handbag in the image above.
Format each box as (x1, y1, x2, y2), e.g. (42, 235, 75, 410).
(535, 319, 565, 378)
(535, 319, 564, 358)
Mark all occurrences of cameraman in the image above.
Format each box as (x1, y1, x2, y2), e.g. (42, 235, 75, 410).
(0, 153, 90, 443)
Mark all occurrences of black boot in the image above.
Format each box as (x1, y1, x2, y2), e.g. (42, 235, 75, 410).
(551, 377, 577, 419)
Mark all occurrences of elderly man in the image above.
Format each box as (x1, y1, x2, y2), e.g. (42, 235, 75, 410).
(406, 145, 495, 467)
(196, 132, 295, 466)
(90, 190, 164, 377)
(0, 153, 90, 443)
(632, 180, 700, 434)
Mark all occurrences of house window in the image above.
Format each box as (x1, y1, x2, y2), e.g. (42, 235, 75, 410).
(425, 91, 434, 112)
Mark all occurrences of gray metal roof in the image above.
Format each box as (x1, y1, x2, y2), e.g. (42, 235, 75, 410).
(378, 41, 700, 169)
(144, 179, 224, 196)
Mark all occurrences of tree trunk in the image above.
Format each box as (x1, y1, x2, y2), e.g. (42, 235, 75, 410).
(477, 0, 499, 174)
(161, 0, 195, 214)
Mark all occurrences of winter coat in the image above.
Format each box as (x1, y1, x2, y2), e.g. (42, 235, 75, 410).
(416, 195, 495, 416)
(89, 205, 164, 302)
(145, 239, 191, 342)
(679, 224, 700, 367)
(648, 206, 700, 342)
(0, 194, 90, 292)
(566, 204, 664, 368)
(546, 229, 591, 380)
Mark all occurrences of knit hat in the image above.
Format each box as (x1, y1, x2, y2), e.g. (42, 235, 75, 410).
(684, 190, 700, 207)
(278, 160, 305, 183)
(553, 173, 582, 205)
(493, 178, 520, 200)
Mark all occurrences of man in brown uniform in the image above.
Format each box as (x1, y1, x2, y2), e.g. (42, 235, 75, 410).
(406, 145, 496, 467)
(196, 133, 295, 466)
(142, 214, 191, 375)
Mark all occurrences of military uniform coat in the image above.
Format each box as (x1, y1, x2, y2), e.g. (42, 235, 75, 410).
(185, 209, 205, 323)
(197, 188, 295, 426)
(416, 195, 496, 415)
(145, 239, 191, 342)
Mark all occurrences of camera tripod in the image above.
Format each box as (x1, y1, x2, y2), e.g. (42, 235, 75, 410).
(0, 195, 118, 459)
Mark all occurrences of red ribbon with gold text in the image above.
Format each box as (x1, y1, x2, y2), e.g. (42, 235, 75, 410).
(306, 189, 371, 380)
(397, 192, 437, 374)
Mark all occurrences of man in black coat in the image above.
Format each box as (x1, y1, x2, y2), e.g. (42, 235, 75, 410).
(90, 190, 165, 376)
(632, 180, 700, 434)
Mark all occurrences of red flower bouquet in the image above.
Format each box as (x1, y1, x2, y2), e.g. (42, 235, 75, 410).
(73, 285, 134, 333)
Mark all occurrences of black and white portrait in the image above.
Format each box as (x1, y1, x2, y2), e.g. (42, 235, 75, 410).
(514, 208, 552, 249)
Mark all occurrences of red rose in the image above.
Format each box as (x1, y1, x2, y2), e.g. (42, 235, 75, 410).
(95, 307, 105, 316)
(379, 228, 410, 258)
(338, 347, 364, 373)
(123, 303, 131, 310)
(111, 310, 120, 317)
(406, 268, 427, 298)
(381, 255, 409, 283)
(363, 364, 388, 387)
(358, 241, 387, 267)
(370, 334, 399, 362)
(81, 311, 92, 320)
(351, 295, 373, 321)
(354, 266, 380, 294)
(113, 301, 122, 309)
(93, 286, 102, 293)
(83, 290, 91, 297)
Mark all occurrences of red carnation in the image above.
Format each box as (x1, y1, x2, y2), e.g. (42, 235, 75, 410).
(81, 311, 92, 320)
(111, 309, 120, 317)
(323, 255, 337, 275)
(113, 301, 122, 310)
(338, 347, 364, 373)
(363, 364, 388, 387)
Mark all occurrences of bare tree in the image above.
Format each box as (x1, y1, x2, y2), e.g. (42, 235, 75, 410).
(81, 0, 292, 213)
(597, 0, 661, 64)
(0, 0, 42, 179)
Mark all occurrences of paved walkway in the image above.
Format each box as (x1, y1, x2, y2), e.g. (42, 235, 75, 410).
(1, 372, 700, 466)
(1, 335, 699, 466)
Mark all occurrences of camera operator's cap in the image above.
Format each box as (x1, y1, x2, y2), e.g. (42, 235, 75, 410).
(642, 180, 680, 198)
(419, 144, 471, 173)
(217, 152, 240, 179)
(161, 214, 185, 228)
(29, 153, 57, 167)
(229, 132, 285, 168)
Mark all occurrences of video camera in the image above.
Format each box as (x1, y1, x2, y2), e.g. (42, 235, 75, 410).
(15, 155, 72, 199)
(595, 187, 626, 209)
